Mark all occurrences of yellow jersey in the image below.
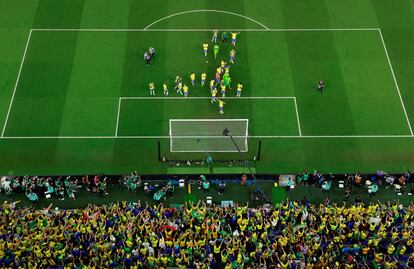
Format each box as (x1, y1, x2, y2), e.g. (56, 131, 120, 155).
(387, 244, 395, 255)
(203, 43, 208, 50)
(218, 100, 225, 107)
(231, 32, 238, 39)
(149, 83, 154, 90)
(210, 80, 215, 87)
(237, 84, 243, 91)
(183, 85, 189, 93)
(212, 89, 217, 96)
(221, 85, 226, 92)
(190, 73, 196, 80)
(201, 73, 207, 80)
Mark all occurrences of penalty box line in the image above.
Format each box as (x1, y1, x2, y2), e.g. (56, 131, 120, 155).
(117, 96, 302, 137)
(30, 28, 381, 32)
(378, 29, 413, 136)
(1, 29, 33, 137)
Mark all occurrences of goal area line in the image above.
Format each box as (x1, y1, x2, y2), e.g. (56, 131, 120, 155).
(169, 118, 249, 152)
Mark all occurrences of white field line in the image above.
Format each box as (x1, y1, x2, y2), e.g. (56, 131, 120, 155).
(169, 119, 173, 152)
(252, 135, 414, 138)
(245, 119, 249, 151)
(171, 150, 247, 153)
(30, 28, 380, 32)
(169, 119, 249, 122)
(114, 98, 122, 137)
(143, 9, 269, 30)
(378, 29, 413, 136)
(2, 136, 122, 139)
(121, 96, 295, 100)
(266, 28, 379, 32)
(1, 135, 413, 139)
(1, 30, 33, 137)
(293, 97, 302, 136)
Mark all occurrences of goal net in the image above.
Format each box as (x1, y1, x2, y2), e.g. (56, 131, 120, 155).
(169, 119, 249, 152)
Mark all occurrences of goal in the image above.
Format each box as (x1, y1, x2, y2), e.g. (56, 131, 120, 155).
(169, 119, 249, 152)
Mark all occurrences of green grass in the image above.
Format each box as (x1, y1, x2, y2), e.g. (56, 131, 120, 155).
(0, 0, 414, 175)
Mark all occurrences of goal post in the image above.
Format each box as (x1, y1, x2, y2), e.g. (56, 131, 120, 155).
(169, 119, 249, 152)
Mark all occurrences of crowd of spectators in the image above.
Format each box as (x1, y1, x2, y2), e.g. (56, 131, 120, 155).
(0, 198, 413, 268)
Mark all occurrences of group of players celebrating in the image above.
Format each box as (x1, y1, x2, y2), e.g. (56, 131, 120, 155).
(148, 31, 243, 114)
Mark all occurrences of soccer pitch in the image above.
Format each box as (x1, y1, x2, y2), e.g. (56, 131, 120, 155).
(1, 0, 414, 175)
(3, 29, 410, 138)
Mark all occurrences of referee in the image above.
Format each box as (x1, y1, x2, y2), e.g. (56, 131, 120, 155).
(317, 80, 325, 93)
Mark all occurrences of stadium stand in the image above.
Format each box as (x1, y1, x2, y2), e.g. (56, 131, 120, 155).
(0, 198, 413, 268)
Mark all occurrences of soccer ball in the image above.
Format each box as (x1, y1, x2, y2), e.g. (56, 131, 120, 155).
(206, 60, 209, 63)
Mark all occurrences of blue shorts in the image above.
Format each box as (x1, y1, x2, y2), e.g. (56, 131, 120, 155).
(237, 90, 241, 94)
(232, 38, 236, 43)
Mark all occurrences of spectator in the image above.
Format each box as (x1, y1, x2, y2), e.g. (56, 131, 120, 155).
(398, 175, 407, 186)
(202, 179, 210, 192)
(0, 199, 412, 268)
(386, 175, 395, 188)
(241, 174, 247, 186)
(286, 177, 294, 190)
(354, 173, 363, 187)
(26, 189, 38, 203)
(98, 177, 108, 196)
(303, 170, 309, 185)
(218, 181, 226, 196)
